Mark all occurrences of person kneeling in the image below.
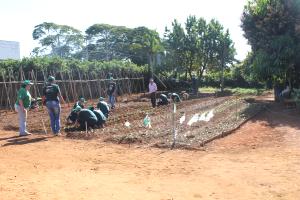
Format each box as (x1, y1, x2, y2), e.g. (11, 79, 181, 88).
(97, 97, 110, 118)
(75, 107, 98, 130)
(73, 97, 86, 109)
(157, 94, 169, 106)
(67, 106, 81, 124)
(88, 106, 107, 128)
(168, 93, 182, 103)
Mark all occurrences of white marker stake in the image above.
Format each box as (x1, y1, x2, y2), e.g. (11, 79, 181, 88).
(125, 121, 130, 127)
(171, 103, 177, 149)
(85, 122, 88, 135)
(41, 118, 47, 134)
(188, 114, 199, 126)
(179, 114, 186, 124)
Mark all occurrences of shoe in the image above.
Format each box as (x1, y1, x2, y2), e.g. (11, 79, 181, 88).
(19, 132, 31, 136)
(54, 132, 61, 136)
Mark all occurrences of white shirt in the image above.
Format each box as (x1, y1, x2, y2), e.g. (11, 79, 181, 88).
(149, 82, 157, 93)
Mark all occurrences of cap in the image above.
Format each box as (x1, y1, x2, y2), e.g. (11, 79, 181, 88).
(99, 97, 104, 101)
(79, 97, 86, 103)
(48, 76, 55, 82)
(23, 80, 33, 86)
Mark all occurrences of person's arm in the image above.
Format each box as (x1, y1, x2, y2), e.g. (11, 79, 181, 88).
(113, 83, 117, 96)
(59, 93, 65, 104)
(19, 99, 26, 112)
(154, 83, 158, 92)
(57, 86, 65, 104)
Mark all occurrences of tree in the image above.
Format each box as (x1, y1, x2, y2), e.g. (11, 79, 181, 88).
(241, 0, 300, 87)
(85, 24, 131, 61)
(164, 16, 236, 86)
(129, 27, 164, 76)
(32, 22, 84, 58)
(163, 20, 187, 78)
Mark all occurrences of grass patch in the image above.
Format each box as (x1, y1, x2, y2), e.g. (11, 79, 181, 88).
(199, 87, 264, 96)
(199, 87, 218, 93)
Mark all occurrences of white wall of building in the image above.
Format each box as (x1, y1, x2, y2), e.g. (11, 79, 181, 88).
(0, 40, 20, 60)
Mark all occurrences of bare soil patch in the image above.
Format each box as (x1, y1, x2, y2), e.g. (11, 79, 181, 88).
(0, 94, 299, 200)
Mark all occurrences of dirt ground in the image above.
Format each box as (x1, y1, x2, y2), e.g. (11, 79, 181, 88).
(0, 94, 299, 200)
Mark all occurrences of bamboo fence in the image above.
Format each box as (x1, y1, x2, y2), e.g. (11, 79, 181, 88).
(0, 68, 145, 110)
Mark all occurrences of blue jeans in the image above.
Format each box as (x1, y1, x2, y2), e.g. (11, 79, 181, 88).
(108, 95, 115, 108)
(46, 101, 61, 134)
(15, 104, 28, 135)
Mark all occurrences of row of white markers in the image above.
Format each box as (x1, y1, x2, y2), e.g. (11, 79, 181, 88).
(124, 109, 215, 128)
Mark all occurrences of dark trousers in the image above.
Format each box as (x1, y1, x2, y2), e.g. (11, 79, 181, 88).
(150, 92, 156, 108)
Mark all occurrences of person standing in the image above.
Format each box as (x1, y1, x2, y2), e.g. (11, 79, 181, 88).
(42, 76, 65, 136)
(148, 78, 157, 108)
(107, 77, 116, 109)
(15, 80, 33, 136)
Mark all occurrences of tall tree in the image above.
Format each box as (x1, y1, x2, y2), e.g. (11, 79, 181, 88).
(163, 20, 186, 78)
(164, 16, 236, 84)
(241, 0, 300, 87)
(85, 24, 131, 60)
(129, 27, 163, 76)
(32, 22, 84, 58)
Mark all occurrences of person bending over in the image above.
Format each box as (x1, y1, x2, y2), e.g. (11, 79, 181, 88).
(97, 97, 110, 118)
(168, 93, 181, 103)
(88, 106, 107, 128)
(157, 94, 169, 106)
(76, 108, 98, 130)
(67, 106, 81, 124)
(73, 97, 86, 109)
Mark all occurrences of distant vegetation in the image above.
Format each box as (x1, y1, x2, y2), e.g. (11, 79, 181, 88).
(1, 0, 299, 90)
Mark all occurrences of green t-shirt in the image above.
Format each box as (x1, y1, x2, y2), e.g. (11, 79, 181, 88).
(16, 87, 32, 109)
(43, 83, 60, 102)
(97, 101, 109, 117)
(78, 109, 98, 125)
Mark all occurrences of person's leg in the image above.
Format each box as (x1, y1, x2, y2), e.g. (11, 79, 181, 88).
(150, 93, 156, 107)
(108, 95, 112, 107)
(111, 95, 115, 108)
(16, 105, 26, 135)
(46, 101, 56, 133)
(53, 102, 61, 134)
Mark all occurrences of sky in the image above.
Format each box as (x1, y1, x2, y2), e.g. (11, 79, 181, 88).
(0, 0, 251, 60)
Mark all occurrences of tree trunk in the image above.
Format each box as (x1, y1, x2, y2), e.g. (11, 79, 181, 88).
(220, 45, 225, 92)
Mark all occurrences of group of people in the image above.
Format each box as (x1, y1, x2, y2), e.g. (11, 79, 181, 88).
(66, 97, 110, 130)
(15, 76, 117, 136)
(148, 78, 182, 108)
(15, 76, 184, 136)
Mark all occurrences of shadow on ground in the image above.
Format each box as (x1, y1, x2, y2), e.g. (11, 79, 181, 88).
(1, 136, 49, 147)
(244, 98, 300, 130)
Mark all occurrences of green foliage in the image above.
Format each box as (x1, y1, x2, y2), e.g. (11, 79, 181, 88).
(32, 22, 84, 58)
(164, 16, 236, 82)
(241, 0, 300, 85)
(0, 57, 145, 77)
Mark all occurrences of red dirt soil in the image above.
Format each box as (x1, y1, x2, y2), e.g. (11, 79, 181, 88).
(0, 94, 299, 200)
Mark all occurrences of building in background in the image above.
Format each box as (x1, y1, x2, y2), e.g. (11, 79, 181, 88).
(0, 40, 20, 60)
